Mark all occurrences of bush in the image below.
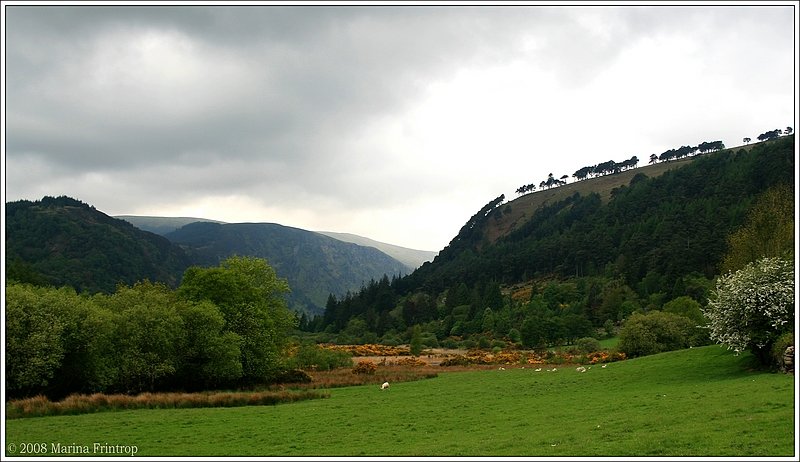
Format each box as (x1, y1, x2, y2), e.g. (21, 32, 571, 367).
(576, 337, 601, 354)
(288, 343, 353, 371)
(351, 360, 377, 375)
(420, 333, 439, 348)
(273, 369, 313, 384)
(441, 337, 459, 349)
(618, 311, 695, 358)
(704, 257, 794, 364)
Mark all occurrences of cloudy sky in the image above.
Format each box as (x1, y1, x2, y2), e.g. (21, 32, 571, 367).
(3, 3, 796, 251)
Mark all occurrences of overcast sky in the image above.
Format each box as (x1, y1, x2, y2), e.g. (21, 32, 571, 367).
(3, 2, 797, 251)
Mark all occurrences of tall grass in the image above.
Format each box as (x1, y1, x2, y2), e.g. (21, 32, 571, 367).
(6, 390, 328, 419)
(7, 364, 440, 419)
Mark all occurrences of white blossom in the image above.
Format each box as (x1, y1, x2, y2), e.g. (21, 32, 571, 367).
(703, 257, 794, 354)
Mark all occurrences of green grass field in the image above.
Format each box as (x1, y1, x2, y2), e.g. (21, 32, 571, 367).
(4, 345, 796, 457)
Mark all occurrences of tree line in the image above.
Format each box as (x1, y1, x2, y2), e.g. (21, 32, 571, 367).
(6, 256, 297, 400)
(745, 126, 793, 144)
(515, 126, 793, 197)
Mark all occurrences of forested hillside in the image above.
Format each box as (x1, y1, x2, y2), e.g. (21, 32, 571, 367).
(165, 222, 410, 314)
(6, 199, 411, 316)
(313, 136, 794, 345)
(5, 196, 191, 293)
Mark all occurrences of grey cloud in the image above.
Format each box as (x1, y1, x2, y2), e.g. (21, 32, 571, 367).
(4, 5, 795, 249)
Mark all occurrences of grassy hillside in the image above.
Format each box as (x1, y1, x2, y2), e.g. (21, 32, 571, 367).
(5, 346, 794, 457)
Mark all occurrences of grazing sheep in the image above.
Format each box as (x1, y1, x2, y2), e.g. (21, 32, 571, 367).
(551, 368, 558, 372)
(380, 381, 390, 390)
(601, 364, 607, 368)
(498, 367, 506, 371)
(534, 368, 542, 372)
(576, 366, 587, 373)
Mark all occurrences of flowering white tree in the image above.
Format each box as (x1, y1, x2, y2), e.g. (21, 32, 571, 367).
(703, 257, 795, 364)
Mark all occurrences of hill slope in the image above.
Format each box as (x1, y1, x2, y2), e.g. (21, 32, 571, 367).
(421, 136, 794, 290)
(318, 135, 794, 334)
(165, 222, 411, 314)
(316, 231, 438, 270)
(5, 196, 191, 293)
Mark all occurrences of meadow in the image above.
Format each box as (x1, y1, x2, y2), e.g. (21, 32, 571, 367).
(4, 345, 796, 457)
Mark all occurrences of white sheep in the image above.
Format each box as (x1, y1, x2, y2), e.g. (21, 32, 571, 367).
(601, 364, 607, 368)
(380, 381, 390, 390)
(534, 368, 542, 372)
(576, 366, 587, 373)
(498, 367, 506, 371)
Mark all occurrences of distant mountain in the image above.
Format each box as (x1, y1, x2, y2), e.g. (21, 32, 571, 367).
(165, 222, 410, 314)
(5, 196, 191, 293)
(115, 215, 225, 235)
(116, 216, 436, 270)
(316, 231, 438, 270)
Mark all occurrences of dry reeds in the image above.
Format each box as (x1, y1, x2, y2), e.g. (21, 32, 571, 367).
(6, 389, 328, 419)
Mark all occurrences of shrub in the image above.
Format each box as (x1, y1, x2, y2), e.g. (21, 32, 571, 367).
(587, 351, 626, 364)
(441, 337, 459, 349)
(351, 360, 377, 375)
(704, 257, 794, 364)
(618, 311, 695, 358)
(420, 333, 439, 348)
(288, 343, 353, 371)
(439, 355, 470, 367)
(576, 337, 601, 354)
(273, 369, 313, 384)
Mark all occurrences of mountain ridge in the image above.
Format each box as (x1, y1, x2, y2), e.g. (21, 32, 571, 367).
(316, 231, 437, 270)
(117, 215, 436, 270)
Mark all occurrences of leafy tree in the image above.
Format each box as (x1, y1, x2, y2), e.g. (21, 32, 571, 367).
(178, 256, 296, 383)
(785, 127, 793, 135)
(174, 300, 243, 389)
(5, 284, 72, 397)
(663, 296, 705, 324)
(521, 316, 547, 349)
(703, 257, 794, 365)
(720, 183, 794, 273)
(102, 282, 186, 393)
(743, 137, 751, 144)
